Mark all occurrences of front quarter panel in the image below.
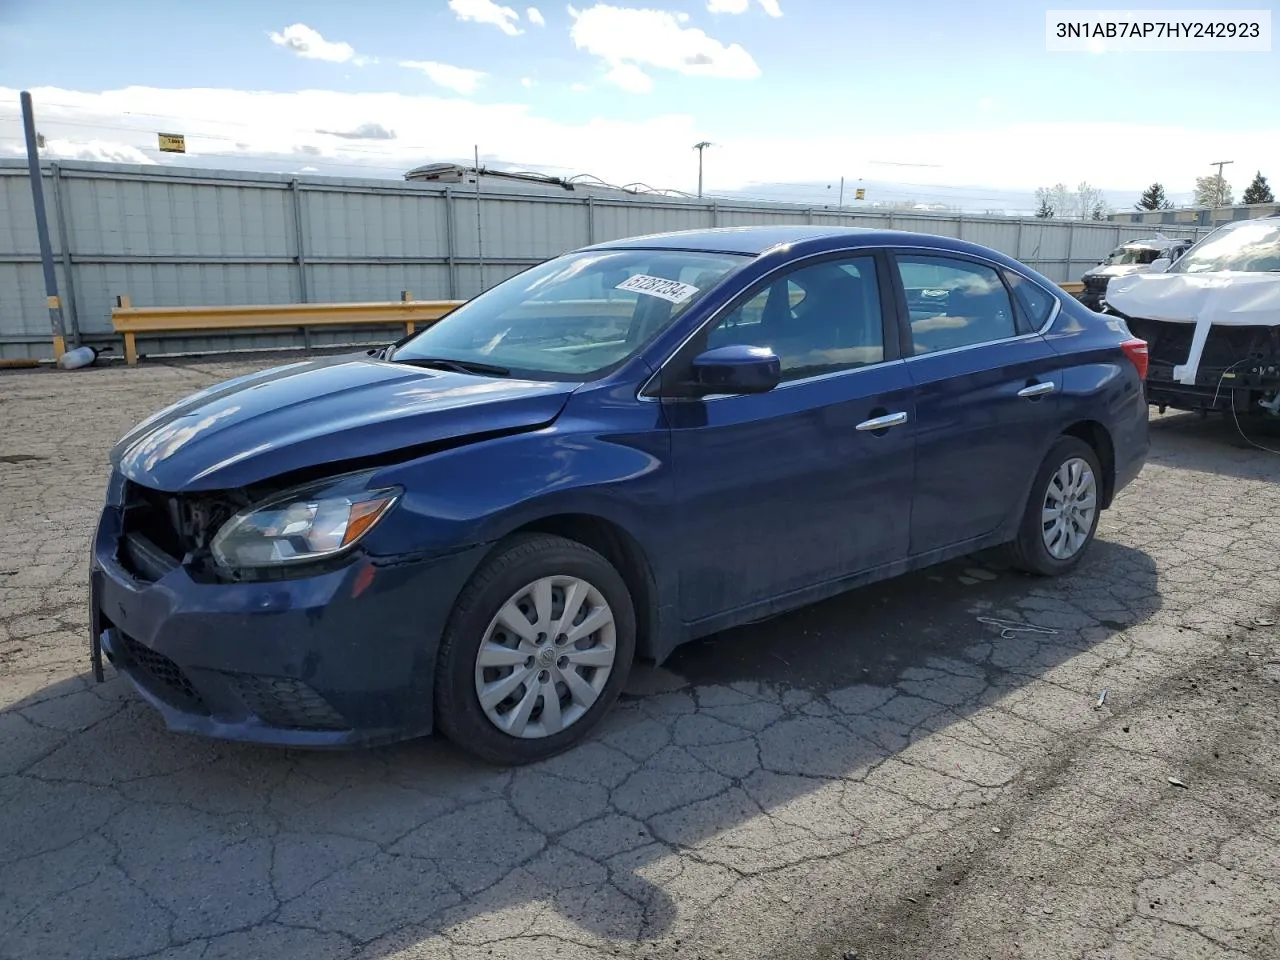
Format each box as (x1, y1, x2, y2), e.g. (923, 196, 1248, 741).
(359, 380, 673, 565)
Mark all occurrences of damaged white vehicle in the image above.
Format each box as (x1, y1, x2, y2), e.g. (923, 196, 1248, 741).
(1105, 216, 1280, 420)
(1078, 235, 1194, 312)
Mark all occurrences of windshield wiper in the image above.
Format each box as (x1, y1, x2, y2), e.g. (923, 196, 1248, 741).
(392, 356, 511, 377)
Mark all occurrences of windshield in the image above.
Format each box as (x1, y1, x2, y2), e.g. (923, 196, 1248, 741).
(1104, 245, 1162, 266)
(392, 249, 749, 379)
(1170, 220, 1280, 274)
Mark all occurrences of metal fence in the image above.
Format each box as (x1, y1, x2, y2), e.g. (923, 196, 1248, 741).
(0, 159, 1217, 361)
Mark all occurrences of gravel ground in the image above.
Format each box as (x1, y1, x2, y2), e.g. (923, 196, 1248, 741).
(1, 358, 1277, 960)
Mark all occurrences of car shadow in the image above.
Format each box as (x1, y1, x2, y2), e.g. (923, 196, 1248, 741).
(1148, 410, 1280, 482)
(2, 540, 1159, 958)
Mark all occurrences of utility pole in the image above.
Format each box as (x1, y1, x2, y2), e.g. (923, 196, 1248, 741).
(474, 144, 484, 293)
(1210, 160, 1233, 207)
(20, 91, 67, 360)
(693, 141, 712, 198)
(838, 176, 845, 207)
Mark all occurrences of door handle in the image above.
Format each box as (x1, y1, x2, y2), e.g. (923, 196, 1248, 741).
(1017, 381, 1056, 399)
(855, 411, 910, 432)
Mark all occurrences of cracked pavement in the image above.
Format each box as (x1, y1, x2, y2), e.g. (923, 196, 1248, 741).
(2, 358, 1278, 960)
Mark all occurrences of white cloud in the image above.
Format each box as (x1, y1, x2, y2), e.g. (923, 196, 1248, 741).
(570, 82, 591, 92)
(568, 4, 760, 93)
(6, 86, 1279, 205)
(449, 0, 522, 35)
(527, 6, 546, 25)
(4, 138, 156, 165)
(604, 63, 653, 93)
(521, 77, 536, 88)
(317, 122, 397, 140)
(707, 0, 782, 14)
(400, 60, 487, 95)
(268, 23, 360, 63)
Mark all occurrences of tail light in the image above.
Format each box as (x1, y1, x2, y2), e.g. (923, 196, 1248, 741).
(1121, 338, 1149, 380)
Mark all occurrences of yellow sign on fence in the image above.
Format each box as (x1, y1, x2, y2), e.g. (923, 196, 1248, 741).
(157, 133, 186, 153)
(854, 188, 866, 200)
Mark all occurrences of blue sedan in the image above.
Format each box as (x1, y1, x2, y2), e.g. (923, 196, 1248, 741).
(90, 226, 1150, 764)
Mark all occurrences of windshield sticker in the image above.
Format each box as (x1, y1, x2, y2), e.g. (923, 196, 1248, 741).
(616, 274, 700, 304)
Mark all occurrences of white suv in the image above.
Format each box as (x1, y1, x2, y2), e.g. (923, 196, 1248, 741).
(1078, 236, 1194, 312)
(1104, 216, 1280, 420)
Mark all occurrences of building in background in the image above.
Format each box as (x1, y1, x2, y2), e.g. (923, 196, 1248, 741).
(1111, 202, 1280, 227)
(403, 163, 680, 200)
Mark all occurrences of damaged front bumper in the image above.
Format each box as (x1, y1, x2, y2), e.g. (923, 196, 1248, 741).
(89, 490, 488, 748)
(1120, 315, 1280, 415)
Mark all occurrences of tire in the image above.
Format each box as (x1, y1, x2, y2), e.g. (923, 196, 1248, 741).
(434, 533, 636, 765)
(1004, 436, 1103, 577)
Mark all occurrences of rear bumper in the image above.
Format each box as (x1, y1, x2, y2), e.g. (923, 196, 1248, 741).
(90, 503, 488, 748)
(1112, 380, 1149, 501)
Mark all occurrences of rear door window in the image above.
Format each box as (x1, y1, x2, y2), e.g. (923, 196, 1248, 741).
(894, 256, 1018, 354)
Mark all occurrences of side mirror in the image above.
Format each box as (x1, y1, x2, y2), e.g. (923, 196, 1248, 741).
(1148, 258, 1172, 274)
(687, 345, 781, 395)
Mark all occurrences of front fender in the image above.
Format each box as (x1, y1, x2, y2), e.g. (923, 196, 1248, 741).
(358, 379, 673, 565)
(359, 393, 678, 659)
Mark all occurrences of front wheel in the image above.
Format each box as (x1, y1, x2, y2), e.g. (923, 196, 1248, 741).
(434, 533, 636, 765)
(1005, 437, 1103, 576)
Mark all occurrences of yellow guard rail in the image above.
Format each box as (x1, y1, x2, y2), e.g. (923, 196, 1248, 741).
(110, 293, 465, 365)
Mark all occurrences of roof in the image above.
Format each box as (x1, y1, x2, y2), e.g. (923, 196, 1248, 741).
(582, 225, 1045, 266)
(585, 225, 899, 256)
(1117, 236, 1194, 249)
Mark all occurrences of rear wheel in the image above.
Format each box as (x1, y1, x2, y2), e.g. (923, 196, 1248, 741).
(434, 534, 636, 765)
(1005, 437, 1103, 576)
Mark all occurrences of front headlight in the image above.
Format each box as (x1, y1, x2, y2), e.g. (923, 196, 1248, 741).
(210, 474, 401, 570)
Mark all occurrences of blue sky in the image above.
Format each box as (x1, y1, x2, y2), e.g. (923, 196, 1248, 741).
(1, 0, 1276, 212)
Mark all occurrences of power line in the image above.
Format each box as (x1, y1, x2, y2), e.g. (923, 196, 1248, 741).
(1, 107, 1037, 199)
(0, 107, 1075, 214)
(2, 131, 1049, 211)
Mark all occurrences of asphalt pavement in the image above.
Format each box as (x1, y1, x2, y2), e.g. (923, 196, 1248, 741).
(1, 359, 1277, 960)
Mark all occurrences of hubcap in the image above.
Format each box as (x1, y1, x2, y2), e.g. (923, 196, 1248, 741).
(1041, 456, 1097, 560)
(474, 576, 617, 739)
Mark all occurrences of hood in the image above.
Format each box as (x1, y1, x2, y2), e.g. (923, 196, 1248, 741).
(1083, 264, 1146, 280)
(1106, 271, 1280, 384)
(1106, 270, 1280, 326)
(111, 356, 577, 492)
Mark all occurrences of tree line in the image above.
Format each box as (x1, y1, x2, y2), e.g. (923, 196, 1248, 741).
(1034, 171, 1274, 219)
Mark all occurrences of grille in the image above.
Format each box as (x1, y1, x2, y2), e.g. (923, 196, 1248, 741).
(121, 483, 186, 570)
(116, 631, 208, 714)
(230, 676, 350, 731)
(1085, 276, 1110, 293)
(119, 483, 243, 582)
(120, 531, 180, 581)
